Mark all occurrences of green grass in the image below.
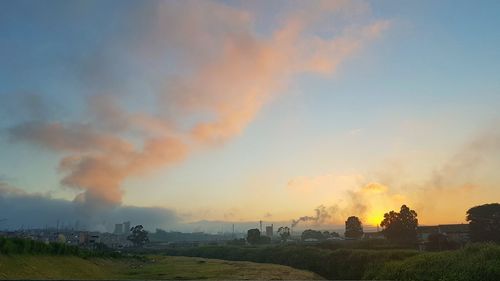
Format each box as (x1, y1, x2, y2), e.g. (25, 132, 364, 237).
(0, 255, 323, 280)
(366, 243, 500, 281)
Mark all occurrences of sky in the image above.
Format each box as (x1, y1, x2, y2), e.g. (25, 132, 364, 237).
(1, 0, 500, 232)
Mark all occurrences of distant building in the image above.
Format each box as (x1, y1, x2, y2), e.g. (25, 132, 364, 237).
(89, 233, 100, 247)
(417, 224, 470, 243)
(79, 232, 89, 245)
(123, 221, 131, 234)
(363, 231, 385, 239)
(114, 223, 123, 235)
(417, 225, 439, 241)
(265, 224, 274, 237)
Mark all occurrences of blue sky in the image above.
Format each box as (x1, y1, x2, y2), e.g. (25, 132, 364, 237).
(1, 0, 500, 228)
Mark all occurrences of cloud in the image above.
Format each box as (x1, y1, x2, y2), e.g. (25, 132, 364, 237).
(362, 182, 389, 194)
(0, 182, 179, 231)
(7, 0, 389, 213)
(287, 125, 500, 226)
(289, 180, 402, 227)
(411, 125, 500, 220)
(287, 173, 364, 194)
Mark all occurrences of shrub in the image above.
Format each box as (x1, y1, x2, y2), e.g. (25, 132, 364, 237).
(0, 236, 121, 258)
(367, 243, 500, 281)
(165, 244, 418, 280)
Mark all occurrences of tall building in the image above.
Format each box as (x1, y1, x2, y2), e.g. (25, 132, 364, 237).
(113, 223, 123, 234)
(123, 221, 131, 234)
(265, 224, 274, 237)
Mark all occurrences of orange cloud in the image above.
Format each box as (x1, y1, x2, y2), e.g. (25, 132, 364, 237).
(9, 0, 389, 208)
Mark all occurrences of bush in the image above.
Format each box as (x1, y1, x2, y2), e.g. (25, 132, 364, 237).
(164, 244, 419, 280)
(165, 243, 500, 280)
(0, 236, 121, 258)
(367, 243, 500, 281)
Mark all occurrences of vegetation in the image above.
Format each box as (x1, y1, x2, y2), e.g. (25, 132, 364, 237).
(467, 203, 500, 243)
(0, 237, 119, 258)
(0, 255, 321, 280)
(246, 228, 270, 245)
(301, 229, 324, 240)
(164, 245, 419, 280)
(150, 229, 224, 242)
(165, 243, 500, 280)
(381, 204, 418, 244)
(315, 238, 410, 250)
(301, 229, 340, 241)
(345, 216, 363, 239)
(426, 233, 461, 251)
(128, 225, 149, 246)
(367, 243, 500, 281)
(277, 226, 290, 242)
(246, 228, 261, 244)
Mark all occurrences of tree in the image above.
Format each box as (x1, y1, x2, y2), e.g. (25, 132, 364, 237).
(127, 225, 149, 246)
(330, 231, 340, 238)
(246, 228, 261, 245)
(258, 235, 271, 244)
(301, 229, 324, 240)
(344, 216, 363, 239)
(380, 205, 418, 244)
(466, 203, 500, 243)
(277, 226, 291, 242)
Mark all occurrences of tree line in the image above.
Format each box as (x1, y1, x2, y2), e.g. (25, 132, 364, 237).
(0, 236, 120, 257)
(245, 203, 500, 245)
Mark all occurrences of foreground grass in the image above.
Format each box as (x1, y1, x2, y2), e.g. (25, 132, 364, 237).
(0, 255, 322, 280)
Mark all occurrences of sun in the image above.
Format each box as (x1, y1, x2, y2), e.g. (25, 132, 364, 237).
(365, 211, 385, 227)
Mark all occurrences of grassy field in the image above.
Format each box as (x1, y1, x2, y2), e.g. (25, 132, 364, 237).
(0, 255, 323, 280)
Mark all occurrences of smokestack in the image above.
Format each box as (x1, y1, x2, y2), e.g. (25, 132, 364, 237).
(259, 220, 262, 232)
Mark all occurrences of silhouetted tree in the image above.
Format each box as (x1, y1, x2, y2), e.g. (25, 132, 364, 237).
(380, 205, 418, 244)
(345, 216, 363, 239)
(246, 228, 261, 245)
(277, 226, 291, 242)
(258, 235, 271, 244)
(301, 229, 324, 240)
(466, 203, 500, 243)
(127, 225, 149, 247)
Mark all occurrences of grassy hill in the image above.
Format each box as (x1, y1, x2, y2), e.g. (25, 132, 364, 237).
(0, 255, 323, 280)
